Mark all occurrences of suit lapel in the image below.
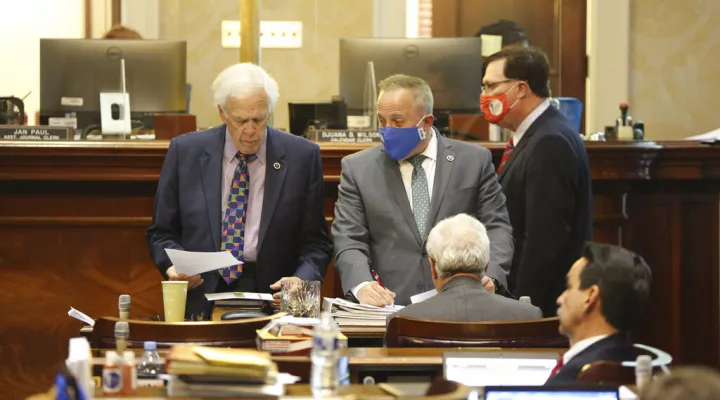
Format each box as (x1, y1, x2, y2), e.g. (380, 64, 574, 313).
(258, 128, 287, 253)
(200, 126, 225, 251)
(427, 131, 455, 231)
(376, 149, 423, 247)
(497, 107, 555, 182)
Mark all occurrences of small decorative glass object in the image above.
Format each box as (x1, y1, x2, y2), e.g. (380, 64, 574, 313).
(281, 280, 321, 318)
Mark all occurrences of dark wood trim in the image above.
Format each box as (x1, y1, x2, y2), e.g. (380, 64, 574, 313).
(111, 0, 122, 27)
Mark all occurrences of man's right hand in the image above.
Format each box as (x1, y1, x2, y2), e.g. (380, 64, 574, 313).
(357, 282, 396, 306)
(166, 266, 204, 290)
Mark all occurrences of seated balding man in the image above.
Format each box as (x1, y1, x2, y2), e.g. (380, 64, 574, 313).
(386, 213, 541, 327)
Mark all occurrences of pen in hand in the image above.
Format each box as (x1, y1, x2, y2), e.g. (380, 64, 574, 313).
(371, 269, 385, 288)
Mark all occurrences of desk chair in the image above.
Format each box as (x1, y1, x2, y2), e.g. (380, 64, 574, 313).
(385, 316, 568, 348)
(576, 344, 672, 385)
(90, 315, 280, 349)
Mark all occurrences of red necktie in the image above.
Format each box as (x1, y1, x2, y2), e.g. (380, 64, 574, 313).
(496, 137, 514, 174)
(547, 356, 564, 382)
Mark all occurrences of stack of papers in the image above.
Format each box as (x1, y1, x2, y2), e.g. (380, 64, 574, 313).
(165, 345, 286, 397)
(323, 298, 404, 326)
(205, 292, 273, 308)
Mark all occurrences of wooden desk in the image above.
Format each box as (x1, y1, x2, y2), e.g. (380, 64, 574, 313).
(88, 347, 564, 383)
(2, 139, 720, 399)
(87, 383, 471, 400)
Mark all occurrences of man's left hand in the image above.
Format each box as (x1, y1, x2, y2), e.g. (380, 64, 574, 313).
(269, 276, 302, 310)
(481, 276, 496, 293)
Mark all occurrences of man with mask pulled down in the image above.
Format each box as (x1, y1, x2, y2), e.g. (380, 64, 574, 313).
(481, 47, 592, 317)
(332, 74, 514, 306)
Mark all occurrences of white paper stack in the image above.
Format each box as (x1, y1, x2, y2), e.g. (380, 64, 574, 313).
(323, 298, 403, 326)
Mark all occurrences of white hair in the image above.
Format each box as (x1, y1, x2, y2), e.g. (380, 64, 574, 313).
(426, 213, 490, 279)
(212, 63, 279, 113)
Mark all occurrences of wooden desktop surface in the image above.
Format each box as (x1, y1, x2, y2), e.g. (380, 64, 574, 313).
(3, 139, 720, 399)
(87, 383, 471, 400)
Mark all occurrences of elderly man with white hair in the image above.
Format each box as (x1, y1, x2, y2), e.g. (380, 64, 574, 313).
(386, 213, 541, 325)
(147, 63, 332, 318)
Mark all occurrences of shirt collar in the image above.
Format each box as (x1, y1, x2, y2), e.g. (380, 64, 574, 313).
(512, 99, 550, 145)
(223, 126, 267, 165)
(400, 130, 438, 165)
(563, 334, 610, 365)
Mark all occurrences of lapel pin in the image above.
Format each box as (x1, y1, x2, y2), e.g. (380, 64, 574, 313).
(446, 155, 455, 162)
(273, 162, 281, 170)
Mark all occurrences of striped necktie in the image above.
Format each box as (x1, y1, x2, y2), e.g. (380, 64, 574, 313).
(496, 137, 515, 174)
(220, 153, 249, 284)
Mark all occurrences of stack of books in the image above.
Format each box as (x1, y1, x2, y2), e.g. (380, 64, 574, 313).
(205, 292, 273, 310)
(256, 316, 348, 355)
(165, 345, 284, 397)
(323, 298, 404, 327)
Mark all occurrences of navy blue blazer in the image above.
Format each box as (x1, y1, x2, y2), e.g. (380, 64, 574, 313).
(545, 333, 635, 385)
(498, 106, 592, 316)
(146, 125, 332, 316)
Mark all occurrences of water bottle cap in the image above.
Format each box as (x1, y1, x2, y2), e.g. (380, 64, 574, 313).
(144, 341, 157, 351)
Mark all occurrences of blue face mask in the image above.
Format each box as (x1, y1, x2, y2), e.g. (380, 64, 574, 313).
(380, 116, 429, 160)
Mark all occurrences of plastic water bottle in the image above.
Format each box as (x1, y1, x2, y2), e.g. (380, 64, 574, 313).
(635, 355, 652, 390)
(137, 341, 163, 379)
(311, 312, 339, 397)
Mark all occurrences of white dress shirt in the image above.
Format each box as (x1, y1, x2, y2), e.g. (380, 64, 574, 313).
(512, 99, 550, 146)
(563, 334, 610, 365)
(351, 131, 438, 299)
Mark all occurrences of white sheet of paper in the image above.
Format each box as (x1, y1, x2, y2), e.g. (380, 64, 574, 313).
(410, 289, 437, 304)
(205, 292, 273, 301)
(619, 386, 638, 400)
(165, 249, 241, 276)
(68, 307, 95, 326)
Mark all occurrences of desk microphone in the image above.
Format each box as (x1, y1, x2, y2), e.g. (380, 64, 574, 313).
(114, 321, 129, 353)
(119, 294, 131, 320)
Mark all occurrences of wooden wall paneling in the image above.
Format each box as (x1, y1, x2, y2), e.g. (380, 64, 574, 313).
(430, 0, 459, 37)
(678, 194, 719, 365)
(3, 140, 720, 398)
(625, 193, 682, 360)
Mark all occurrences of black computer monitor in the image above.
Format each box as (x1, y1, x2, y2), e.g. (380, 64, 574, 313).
(339, 38, 484, 116)
(288, 101, 347, 137)
(39, 38, 187, 131)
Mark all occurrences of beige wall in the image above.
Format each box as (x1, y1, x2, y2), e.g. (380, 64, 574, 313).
(630, 0, 720, 140)
(159, 0, 374, 130)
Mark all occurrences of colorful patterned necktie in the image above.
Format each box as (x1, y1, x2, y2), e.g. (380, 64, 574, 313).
(408, 154, 430, 239)
(220, 153, 249, 284)
(496, 137, 515, 174)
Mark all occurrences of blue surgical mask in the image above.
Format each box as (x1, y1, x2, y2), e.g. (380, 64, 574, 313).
(380, 116, 429, 160)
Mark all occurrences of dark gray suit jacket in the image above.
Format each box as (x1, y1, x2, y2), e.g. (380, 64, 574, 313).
(386, 276, 542, 325)
(332, 131, 514, 305)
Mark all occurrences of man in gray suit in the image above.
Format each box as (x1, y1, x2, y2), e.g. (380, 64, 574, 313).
(332, 74, 514, 306)
(386, 214, 541, 325)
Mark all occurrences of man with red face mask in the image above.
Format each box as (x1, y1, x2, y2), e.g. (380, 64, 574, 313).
(480, 47, 592, 317)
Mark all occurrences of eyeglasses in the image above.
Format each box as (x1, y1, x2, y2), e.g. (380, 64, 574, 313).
(481, 79, 517, 94)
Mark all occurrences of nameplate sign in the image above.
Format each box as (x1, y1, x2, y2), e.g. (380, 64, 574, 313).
(0, 126, 72, 141)
(316, 130, 382, 144)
